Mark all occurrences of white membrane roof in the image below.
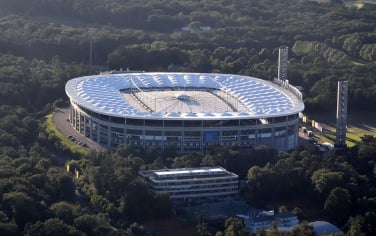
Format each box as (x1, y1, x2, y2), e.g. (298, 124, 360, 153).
(154, 167, 225, 176)
(139, 166, 238, 181)
(65, 72, 304, 119)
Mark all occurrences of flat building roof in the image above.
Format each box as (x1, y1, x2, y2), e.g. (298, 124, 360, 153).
(139, 166, 238, 182)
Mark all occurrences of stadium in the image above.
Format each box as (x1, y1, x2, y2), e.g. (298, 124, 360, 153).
(65, 72, 304, 152)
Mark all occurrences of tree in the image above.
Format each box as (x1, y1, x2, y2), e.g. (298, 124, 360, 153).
(213, 47, 231, 61)
(126, 222, 146, 236)
(74, 214, 106, 235)
(358, 135, 376, 160)
(0, 223, 18, 236)
(258, 48, 270, 60)
(46, 168, 76, 202)
(359, 44, 376, 61)
(189, 49, 212, 72)
(224, 217, 248, 236)
(347, 216, 365, 236)
(342, 36, 362, 57)
(2, 191, 43, 230)
(201, 154, 223, 166)
(152, 192, 172, 219)
(292, 207, 304, 221)
(266, 221, 279, 236)
(278, 206, 288, 213)
(324, 187, 352, 225)
(311, 169, 345, 197)
(124, 179, 155, 221)
(188, 21, 202, 33)
(49, 202, 81, 224)
(89, 194, 114, 215)
(364, 211, 376, 235)
(196, 212, 211, 236)
(24, 218, 82, 236)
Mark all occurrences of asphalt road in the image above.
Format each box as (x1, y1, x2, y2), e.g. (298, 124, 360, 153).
(52, 107, 103, 152)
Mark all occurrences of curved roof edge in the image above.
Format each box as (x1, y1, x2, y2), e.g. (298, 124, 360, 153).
(65, 72, 304, 120)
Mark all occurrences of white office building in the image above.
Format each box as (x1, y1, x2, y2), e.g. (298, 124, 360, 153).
(139, 166, 239, 201)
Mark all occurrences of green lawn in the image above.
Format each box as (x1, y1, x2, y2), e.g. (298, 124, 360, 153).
(353, 3, 364, 8)
(45, 113, 90, 156)
(307, 111, 376, 147)
(345, 0, 376, 9)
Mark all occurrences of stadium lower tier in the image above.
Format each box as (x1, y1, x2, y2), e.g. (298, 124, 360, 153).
(69, 103, 300, 152)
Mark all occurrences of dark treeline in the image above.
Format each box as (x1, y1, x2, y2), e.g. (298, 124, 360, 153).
(1, 112, 376, 235)
(0, 0, 375, 111)
(0, 0, 375, 235)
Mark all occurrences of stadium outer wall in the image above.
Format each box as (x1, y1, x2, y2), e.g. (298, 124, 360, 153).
(66, 73, 304, 153)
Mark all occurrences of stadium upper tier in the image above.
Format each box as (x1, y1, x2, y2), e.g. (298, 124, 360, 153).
(65, 72, 304, 119)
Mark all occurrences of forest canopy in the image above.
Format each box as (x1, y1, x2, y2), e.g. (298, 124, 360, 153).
(0, 0, 375, 111)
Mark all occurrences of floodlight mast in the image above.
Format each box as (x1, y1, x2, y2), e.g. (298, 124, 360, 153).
(335, 80, 348, 149)
(89, 28, 95, 67)
(278, 47, 288, 81)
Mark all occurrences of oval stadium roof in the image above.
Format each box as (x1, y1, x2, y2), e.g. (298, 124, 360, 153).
(65, 72, 304, 119)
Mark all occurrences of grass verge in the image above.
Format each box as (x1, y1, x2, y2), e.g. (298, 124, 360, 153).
(45, 113, 90, 156)
(308, 111, 376, 147)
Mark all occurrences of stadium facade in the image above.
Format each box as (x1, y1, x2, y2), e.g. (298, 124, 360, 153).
(65, 72, 304, 152)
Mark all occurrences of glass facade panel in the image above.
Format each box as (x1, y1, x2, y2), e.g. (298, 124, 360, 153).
(258, 128, 272, 138)
(127, 119, 144, 126)
(288, 114, 298, 121)
(184, 120, 202, 127)
(127, 129, 142, 135)
(223, 130, 238, 136)
(164, 120, 183, 127)
(288, 124, 296, 135)
(165, 131, 182, 136)
(240, 129, 255, 135)
(222, 120, 239, 127)
(274, 116, 287, 123)
(145, 119, 163, 126)
(145, 130, 162, 136)
(111, 116, 125, 124)
(203, 120, 221, 127)
(240, 119, 257, 126)
(68, 105, 300, 152)
(184, 131, 201, 137)
(99, 114, 109, 121)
